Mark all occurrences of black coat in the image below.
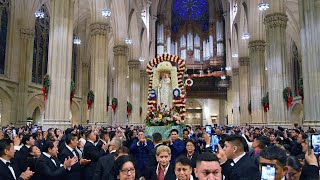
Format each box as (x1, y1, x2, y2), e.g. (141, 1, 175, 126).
(83, 141, 105, 180)
(221, 153, 261, 180)
(14, 145, 29, 172)
(58, 146, 82, 180)
(96, 140, 109, 157)
(92, 153, 116, 180)
(34, 154, 69, 180)
(0, 160, 24, 180)
(145, 164, 176, 180)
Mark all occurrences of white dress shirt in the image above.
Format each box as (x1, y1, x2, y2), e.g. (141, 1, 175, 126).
(0, 157, 17, 179)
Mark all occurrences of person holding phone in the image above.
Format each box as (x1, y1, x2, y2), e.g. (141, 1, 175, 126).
(300, 140, 319, 179)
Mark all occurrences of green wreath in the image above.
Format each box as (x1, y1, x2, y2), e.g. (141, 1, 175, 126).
(127, 101, 132, 115)
(112, 98, 118, 111)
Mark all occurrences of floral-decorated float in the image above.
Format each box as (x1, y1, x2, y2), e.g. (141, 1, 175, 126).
(144, 53, 186, 139)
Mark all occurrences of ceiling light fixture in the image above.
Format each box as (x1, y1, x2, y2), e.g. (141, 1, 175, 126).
(35, 8, 44, 18)
(125, 37, 132, 45)
(258, 1, 270, 11)
(102, 8, 111, 17)
(241, 32, 250, 40)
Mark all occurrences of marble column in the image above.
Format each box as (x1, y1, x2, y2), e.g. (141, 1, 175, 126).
(265, 13, 289, 125)
(128, 60, 140, 124)
(140, 70, 148, 123)
(82, 62, 90, 124)
(239, 57, 250, 125)
(113, 45, 129, 125)
(232, 68, 240, 126)
(89, 22, 111, 124)
(219, 99, 226, 125)
(16, 28, 34, 125)
(249, 40, 267, 124)
(299, 0, 320, 126)
(44, 0, 74, 130)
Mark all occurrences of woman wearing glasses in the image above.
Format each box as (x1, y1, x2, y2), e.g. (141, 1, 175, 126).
(113, 155, 136, 180)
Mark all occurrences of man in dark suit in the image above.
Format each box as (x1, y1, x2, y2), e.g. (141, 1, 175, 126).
(0, 139, 34, 180)
(96, 130, 110, 156)
(93, 146, 129, 180)
(58, 133, 91, 180)
(14, 134, 35, 172)
(148, 132, 165, 167)
(83, 130, 108, 180)
(218, 135, 260, 180)
(145, 145, 176, 180)
(34, 140, 77, 180)
(168, 129, 185, 164)
(129, 131, 153, 177)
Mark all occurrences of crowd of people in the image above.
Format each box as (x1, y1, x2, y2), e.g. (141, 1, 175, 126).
(0, 123, 319, 180)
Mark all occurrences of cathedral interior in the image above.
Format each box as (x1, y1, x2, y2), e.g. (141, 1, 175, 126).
(0, 0, 318, 129)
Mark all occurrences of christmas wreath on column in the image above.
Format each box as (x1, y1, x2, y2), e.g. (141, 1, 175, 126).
(106, 96, 110, 112)
(283, 87, 293, 108)
(127, 101, 132, 116)
(70, 80, 76, 104)
(298, 77, 303, 103)
(112, 98, 118, 112)
(42, 74, 50, 103)
(262, 93, 269, 112)
(87, 90, 94, 109)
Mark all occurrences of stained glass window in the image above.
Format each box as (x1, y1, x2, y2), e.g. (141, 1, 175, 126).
(0, 0, 10, 75)
(72, 43, 77, 83)
(32, 4, 49, 84)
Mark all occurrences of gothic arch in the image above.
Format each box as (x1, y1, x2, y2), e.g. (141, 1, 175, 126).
(110, 0, 129, 44)
(238, 2, 249, 56)
(128, 8, 140, 60)
(26, 94, 45, 123)
(231, 24, 239, 68)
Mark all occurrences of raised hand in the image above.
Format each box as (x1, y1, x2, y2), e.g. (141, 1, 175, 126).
(20, 167, 34, 180)
(79, 158, 91, 165)
(215, 144, 227, 164)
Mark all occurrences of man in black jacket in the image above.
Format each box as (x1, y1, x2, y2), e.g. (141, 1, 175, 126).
(217, 135, 260, 180)
(34, 140, 77, 180)
(14, 134, 35, 171)
(0, 139, 34, 180)
(59, 133, 91, 180)
(148, 132, 165, 167)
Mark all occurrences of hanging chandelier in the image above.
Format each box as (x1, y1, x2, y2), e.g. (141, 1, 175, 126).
(241, 32, 250, 40)
(73, 0, 81, 45)
(73, 36, 81, 45)
(125, 37, 132, 45)
(35, 9, 44, 18)
(258, 1, 270, 11)
(139, 57, 145, 62)
(221, 75, 226, 80)
(102, 8, 111, 17)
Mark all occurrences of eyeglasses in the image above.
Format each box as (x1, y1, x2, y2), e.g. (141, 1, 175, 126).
(120, 168, 135, 175)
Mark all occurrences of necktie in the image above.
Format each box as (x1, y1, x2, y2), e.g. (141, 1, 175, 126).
(6, 162, 12, 167)
(73, 149, 80, 159)
(158, 167, 165, 180)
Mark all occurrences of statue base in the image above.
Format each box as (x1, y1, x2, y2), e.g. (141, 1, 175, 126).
(144, 125, 183, 139)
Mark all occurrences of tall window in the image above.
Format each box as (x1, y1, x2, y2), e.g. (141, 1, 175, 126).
(0, 0, 10, 75)
(32, 4, 50, 84)
(72, 44, 77, 83)
(292, 42, 300, 96)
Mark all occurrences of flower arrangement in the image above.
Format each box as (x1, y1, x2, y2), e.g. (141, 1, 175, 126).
(42, 74, 50, 103)
(298, 77, 303, 103)
(145, 103, 185, 126)
(262, 93, 269, 112)
(70, 80, 76, 104)
(112, 98, 118, 112)
(283, 87, 293, 108)
(87, 90, 94, 109)
(127, 101, 132, 116)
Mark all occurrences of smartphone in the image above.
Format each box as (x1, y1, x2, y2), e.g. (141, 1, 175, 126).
(311, 134, 320, 155)
(12, 129, 16, 138)
(211, 135, 219, 153)
(261, 163, 276, 180)
(205, 125, 212, 136)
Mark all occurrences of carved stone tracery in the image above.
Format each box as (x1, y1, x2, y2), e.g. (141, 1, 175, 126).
(90, 23, 111, 36)
(113, 45, 128, 56)
(128, 60, 140, 69)
(248, 40, 266, 51)
(20, 28, 34, 40)
(264, 13, 288, 29)
(232, 68, 239, 76)
(239, 57, 249, 66)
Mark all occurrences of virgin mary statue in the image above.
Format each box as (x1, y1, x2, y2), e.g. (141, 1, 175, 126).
(157, 72, 172, 109)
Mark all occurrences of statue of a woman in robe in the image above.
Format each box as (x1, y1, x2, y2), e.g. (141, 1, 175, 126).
(157, 72, 172, 110)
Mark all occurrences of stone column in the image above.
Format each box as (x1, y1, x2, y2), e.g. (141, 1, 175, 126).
(140, 70, 148, 123)
(88, 22, 111, 124)
(265, 13, 289, 125)
(219, 99, 226, 125)
(113, 45, 129, 125)
(16, 28, 34, 125)
(249, 40, 267, 124)
(82, 62, 90, 124)
(128, 60, 140, 124)
(44, 0, 74, 130)
(232, 68, 240, 125)
(239, 57, 250, 125)
(299, 0, 320, 126)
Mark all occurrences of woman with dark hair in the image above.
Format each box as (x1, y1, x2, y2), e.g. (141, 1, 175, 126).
(26, 145, 41, 172)
(286, 156, 302, 180)
(183, 139, 198, 169)
(113, 155, 136, 180)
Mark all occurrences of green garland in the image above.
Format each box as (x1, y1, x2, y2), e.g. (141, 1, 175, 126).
(87, 90, 95, 103)
(127, 101, 132, 115)
(112, 98, 118, 111)
(70, 80, 76, 94)
(282, 87, 292, 102)
(42, 74, 50, 92)
(262, 93, 269, 105)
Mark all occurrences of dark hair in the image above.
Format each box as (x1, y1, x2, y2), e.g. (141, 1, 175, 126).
(224, 135, 247, 152)
(109, 131, 116, 140)
(152, 132, 162, 143)
(170, 129, 179, 135)
(33, 131, 42, 140)
(66, 133, 78, 145)
(112, 155, 135, 176)
(28, 145, 38, 156)
(22, 134, 32, 145)
(300, 132, 308, 140)
(115, 146, 130, 157)
(185, 138, 196, 148)
(260, 146, 288, 167)
(196, 152, 219, 167)
(42, 140, 55, 153)
(176, 155, 192, 167)
(287, 156, 302, 171)
(0, 139, 12, 156)
(85, 130, 93, 139)
(255, 136, 270, 149)
(183, 129, 189, 134)
(99, 130, 109, 139)
(293, 129, 300, 134)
